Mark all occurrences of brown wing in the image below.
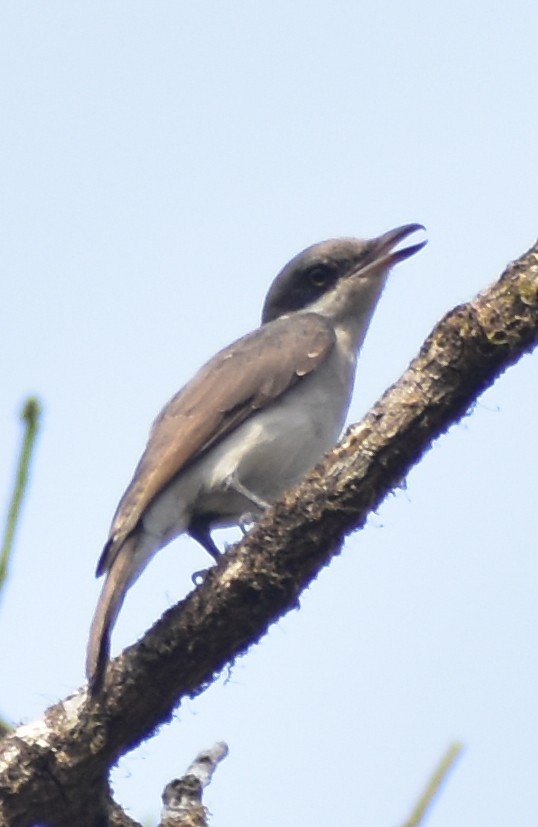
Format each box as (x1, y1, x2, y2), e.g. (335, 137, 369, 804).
(98, 312, 335, 572)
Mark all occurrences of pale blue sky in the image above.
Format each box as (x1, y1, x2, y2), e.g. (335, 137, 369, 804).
(1, 3, 538, 824)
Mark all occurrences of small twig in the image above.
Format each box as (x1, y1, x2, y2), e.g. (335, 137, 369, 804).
(0, 397, 41, 738)
(401, 742, 463, 827)
(159, 742, 229, 827)
(0, 397, 42, 595)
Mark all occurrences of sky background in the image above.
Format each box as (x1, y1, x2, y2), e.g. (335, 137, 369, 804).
(1, 2, 538, 825)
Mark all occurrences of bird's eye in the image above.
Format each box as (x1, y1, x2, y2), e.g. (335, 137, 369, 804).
(307, 265, 331, 288)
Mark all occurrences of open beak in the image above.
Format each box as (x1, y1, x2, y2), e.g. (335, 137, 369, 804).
(344, 223, 426, 285)
(369, 223, 427, 269)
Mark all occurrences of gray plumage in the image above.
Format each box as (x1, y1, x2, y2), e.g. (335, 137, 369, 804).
(86, 224, 426, 691)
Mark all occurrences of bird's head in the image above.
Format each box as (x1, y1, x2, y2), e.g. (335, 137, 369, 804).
(261, 223, 426, 325)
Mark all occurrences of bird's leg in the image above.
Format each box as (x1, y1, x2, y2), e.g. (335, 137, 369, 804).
(238, 512, 258, 534)
(189, 514, 238, 584)
(189, 480, 271, 583)
(225, 474, 271, 512)
(188, 515, 221, 562)
(224, 475, 271, 537)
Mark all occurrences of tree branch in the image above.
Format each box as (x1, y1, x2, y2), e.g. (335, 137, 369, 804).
(0, 239, 537, 826)
(159, 742, 228, 827)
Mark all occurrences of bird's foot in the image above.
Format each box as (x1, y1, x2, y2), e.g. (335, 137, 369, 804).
(238, 512, 259, 535)
(192, 566, 210, 585)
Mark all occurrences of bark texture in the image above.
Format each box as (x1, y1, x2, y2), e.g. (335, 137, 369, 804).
(0, 240, 537, 826)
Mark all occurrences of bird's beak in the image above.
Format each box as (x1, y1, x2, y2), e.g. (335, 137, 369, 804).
(373, 223, 427, 265)
(352, 223, 427, 280)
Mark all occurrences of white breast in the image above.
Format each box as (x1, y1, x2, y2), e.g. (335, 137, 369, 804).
(142, 329, 358, 540)
(200, 328, 357, 502)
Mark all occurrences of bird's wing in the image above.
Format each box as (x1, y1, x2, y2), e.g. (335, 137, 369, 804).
(97, 312, 336, 574)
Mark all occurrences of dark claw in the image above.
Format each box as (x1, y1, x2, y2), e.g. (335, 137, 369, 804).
(238, 512, 258, 535)
(192, 567, 210, 586)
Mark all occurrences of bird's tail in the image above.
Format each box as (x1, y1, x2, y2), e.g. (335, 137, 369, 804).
(86, 531, 140, 694)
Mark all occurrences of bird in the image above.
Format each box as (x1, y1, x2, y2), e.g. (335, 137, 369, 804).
(86, 223, 426, 691)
